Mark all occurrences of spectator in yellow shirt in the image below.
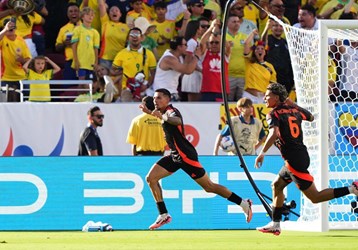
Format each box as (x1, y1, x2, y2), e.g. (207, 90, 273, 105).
(0, 18, 31, 102)
(126, 96, 166, 156)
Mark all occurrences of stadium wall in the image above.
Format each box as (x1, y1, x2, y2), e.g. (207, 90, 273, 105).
(0, 155, 301, 230)
(0, 103, 279, 156)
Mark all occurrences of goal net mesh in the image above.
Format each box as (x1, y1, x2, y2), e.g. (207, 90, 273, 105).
(278, 19, 358, 230)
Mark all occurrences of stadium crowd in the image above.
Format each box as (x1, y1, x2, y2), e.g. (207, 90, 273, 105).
(0, 0, 357, 102)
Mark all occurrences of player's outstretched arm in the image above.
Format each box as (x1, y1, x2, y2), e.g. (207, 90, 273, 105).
(255, 126, 278, 169)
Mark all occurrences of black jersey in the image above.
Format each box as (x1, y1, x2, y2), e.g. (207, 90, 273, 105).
(266, 103, 313, 159)
(78, 126, 103, 156)
(162, 104, 199, 165)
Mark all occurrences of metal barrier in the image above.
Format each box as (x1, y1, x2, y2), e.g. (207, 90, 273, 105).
(18, 80, 93, 102)
(0, 85, 9, 102)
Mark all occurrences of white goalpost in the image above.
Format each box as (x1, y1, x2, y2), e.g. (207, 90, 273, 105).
(274, 19, 358, 232)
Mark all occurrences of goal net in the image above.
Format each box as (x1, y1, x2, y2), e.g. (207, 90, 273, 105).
(275, 18, 358, 231)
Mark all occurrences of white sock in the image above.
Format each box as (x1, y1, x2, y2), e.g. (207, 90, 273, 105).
(240, 199, 248, 210)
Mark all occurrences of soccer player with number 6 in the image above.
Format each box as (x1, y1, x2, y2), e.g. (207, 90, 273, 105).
(254, 83, 358, 236)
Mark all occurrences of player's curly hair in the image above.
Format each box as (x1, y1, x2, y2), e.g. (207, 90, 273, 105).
(267, 82, 288, 102)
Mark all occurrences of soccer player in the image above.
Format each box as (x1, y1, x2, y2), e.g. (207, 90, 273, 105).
(141, 88, 253, 230)
(255, 83, 358, 236)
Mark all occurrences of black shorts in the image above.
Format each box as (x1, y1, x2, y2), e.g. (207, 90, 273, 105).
(279, 150, 314, 191)
(156, 155, 206, 179)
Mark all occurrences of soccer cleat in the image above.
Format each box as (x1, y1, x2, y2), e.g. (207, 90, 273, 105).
(148, 213, 172, 230)
(242, 199, 253, 223)
(256, 222, 281, 236)
(351, 181, 358, 196)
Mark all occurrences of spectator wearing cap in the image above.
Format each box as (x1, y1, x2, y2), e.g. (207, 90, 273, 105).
(126, 0, 154, 28)
(55, 3, 81, 80)
(134, 17, 159, 60)
(186, 0, 205, 20)
(149, 1, 178, 58)
(293, 4, 319, 30)
(0, 18, 31, 102)
(229, 1, 257, 35)
(111, 27, 156, 101)
(126, 96, 166, 156)
(97, 0, 129, 69)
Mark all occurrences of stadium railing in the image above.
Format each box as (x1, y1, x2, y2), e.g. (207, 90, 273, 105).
(18, 80, 93, 102)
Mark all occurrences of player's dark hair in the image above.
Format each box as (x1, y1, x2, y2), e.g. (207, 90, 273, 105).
(169, 36, 185, 50)
(267, 82, 288, 102)
(155, 88, 171, 98)
(142, 96, 155, 111)
(88, 106, 101, 116)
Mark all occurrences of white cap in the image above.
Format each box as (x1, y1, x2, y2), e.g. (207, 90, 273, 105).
(134, 17, 156, 34)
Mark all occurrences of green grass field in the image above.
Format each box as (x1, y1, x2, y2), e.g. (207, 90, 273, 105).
(0, 230, 357, 250)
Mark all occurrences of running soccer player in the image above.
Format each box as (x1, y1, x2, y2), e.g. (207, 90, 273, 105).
(255, 83, 358, 236)
(141, 88, 253, 230)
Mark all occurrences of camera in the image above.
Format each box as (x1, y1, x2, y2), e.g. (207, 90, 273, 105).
(282, 200, 297, 221)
